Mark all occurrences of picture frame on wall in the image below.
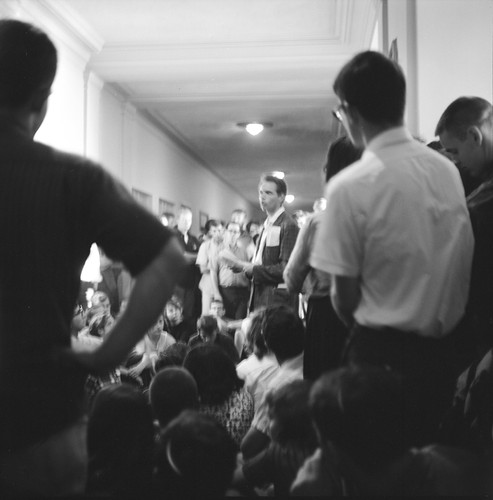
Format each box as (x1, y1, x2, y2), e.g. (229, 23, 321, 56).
(199, 211, 208, 231)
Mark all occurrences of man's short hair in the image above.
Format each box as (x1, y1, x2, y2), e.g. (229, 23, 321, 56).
(333, 50, 406, 126)
(310, 365, 408, 468)
(204, 219, 221, 233)
(260, 174, 288, 196)
(0, 20, 57, 107)
(196, 315, 218, 337)
(435, 96, 493, 140)
(262, 305, 304, 360)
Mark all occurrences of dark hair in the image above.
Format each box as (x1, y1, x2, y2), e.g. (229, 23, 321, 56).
(262, 305, 304, 362)
(166, 295, 183, 311)
(154, 410, 237, 497)
(87, 384, 154, 496)
(155, 342, 190, 372)
(435, 96, 493, 139)
(196, 315, 218, 338)
(0, 20, 57, 108)
(266, 379, 317, 448)
(246, 220, 261, 232)
(204, 219, 221, 233)
(260, 174, 288, 196)
(333, 51, 406, 126)
(324, 136, 363, 182)
(149, 367, 199, 427)
(245, 308, 268, 358)
(183, 344, 243, 405)
(310, 366, 408, 469)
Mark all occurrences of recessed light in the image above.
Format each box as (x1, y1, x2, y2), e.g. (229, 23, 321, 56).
(237, 122, 273, 136)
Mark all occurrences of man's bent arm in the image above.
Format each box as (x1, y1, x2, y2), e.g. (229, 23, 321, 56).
(331, 275, 360, 328)
(75, 238, 185, 373)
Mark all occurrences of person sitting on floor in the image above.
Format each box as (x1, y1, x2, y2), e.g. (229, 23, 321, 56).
(164, 295, 195, 344)
(149, 366, 199, 431)
(188, 314, 239, 364)
(183, 344, 254, 446)
(153, 410, 238, 498)
(241, 305, 304, 459)
(86, 384, 155, 498)
(234, 379, 317, 496)
(126, 312, 176, 387)
(291, 365, 489, 496)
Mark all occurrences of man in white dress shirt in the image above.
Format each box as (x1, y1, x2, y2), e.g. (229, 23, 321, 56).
(310, 51, 474, 445)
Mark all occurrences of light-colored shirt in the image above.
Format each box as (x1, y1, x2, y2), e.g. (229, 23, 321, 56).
(310, 127, 474, 338)
(251, 353, 303, 434)
(196, 239, 221, 292)
(236, 353, 280, 411)
(212, 244, 250, 288)
(253, 206, 286, 265)
(284, 212, 331, 298)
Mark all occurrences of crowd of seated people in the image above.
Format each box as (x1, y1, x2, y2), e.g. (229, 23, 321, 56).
(6, 18, 493, 497)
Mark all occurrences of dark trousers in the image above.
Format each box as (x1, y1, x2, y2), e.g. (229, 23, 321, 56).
(303, 295, 348, 381)
(219, 286, 249, 320)
(343, 318, 472, 447)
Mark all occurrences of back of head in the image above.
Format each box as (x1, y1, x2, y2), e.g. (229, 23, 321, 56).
(266, 379, 317, 448)
(245, 308, 268, 358)
(155, 342, 190, 372)
(435, 96, 493, 139)
(183, 344, 243, 405)
(155, 410, 237, 497)
(333, 50, 406, 126)
(324, 136, 364, 182)
(262, 305, 304, 362)
(87, 384, 154, 494)
(196, 314, 218, 337)
(0, 20, 57, 107)
(150, 367, 199, 428)
(310, 365, 408, 469)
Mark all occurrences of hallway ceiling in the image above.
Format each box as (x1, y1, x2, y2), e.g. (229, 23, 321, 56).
(47, 0, 378, 212)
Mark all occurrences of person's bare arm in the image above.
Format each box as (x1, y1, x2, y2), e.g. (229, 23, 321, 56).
(73, 238, 185, 373)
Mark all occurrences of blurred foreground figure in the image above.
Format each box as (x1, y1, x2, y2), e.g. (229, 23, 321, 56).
(0, 19, 184, 497)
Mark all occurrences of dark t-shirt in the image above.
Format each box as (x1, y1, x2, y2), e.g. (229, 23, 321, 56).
(0, 130, 172, 451)
(174, 230, 200, 288)
(188, 332, 239, 364)
(466, 178, 493, 325)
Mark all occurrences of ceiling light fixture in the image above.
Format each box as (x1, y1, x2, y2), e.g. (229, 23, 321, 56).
(272, 171, 285, 179)
(237, 121, 273, 136)
(285, 195, 295, 204)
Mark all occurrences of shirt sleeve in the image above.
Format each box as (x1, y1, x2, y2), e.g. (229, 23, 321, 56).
(76, 162, 173, 277)
(310, 179, 363, 278)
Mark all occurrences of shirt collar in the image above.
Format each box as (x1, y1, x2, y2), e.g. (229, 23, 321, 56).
(264, 206, 285, 227)
(365, 126, 413, 154)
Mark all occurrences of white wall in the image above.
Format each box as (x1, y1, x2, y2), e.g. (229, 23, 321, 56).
(415, 0, 493, 141)
(383, 0, 493, 142)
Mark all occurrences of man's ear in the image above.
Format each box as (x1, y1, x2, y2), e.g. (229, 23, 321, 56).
(467, 125, 483, 147)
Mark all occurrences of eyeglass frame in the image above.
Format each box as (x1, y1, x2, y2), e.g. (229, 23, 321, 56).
(332, 101, 349, 123)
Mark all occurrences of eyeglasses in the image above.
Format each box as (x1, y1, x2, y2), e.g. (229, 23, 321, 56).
(332, 104, 344, 123)
(73, 304, 84, 317)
